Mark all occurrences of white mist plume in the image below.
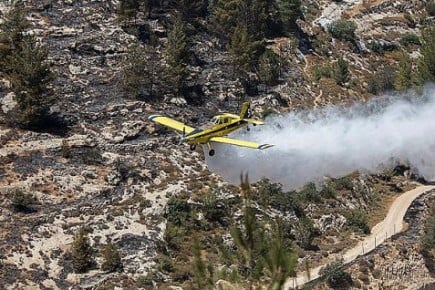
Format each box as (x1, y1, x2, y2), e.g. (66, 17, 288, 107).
(205, 84, 435, 190)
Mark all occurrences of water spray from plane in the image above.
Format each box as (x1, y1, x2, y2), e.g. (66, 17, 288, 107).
(206, 83, 435, 190)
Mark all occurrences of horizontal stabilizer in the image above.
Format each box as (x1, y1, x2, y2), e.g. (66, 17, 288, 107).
(243, 118, 265, 125)
(210, 136, 274, 150)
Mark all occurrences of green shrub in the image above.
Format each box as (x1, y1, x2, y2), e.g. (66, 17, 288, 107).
(367, 40, 384, 54)
(165, 196, 191, 227)
(367, 65, 396, 95)
(421, 204, 435, 250)
(328, 19, 357, 41)
(257, 49, 280, 86)
(294, 217, 317, 249)
(333, 176, 354, 191)
(157, 254, 175, 273)
(101, 243, 122, 272)
(313, 64, 332, 81)
(400, 33, 420, 47)
(344, 209, 370, 234)
(320, 258, 352, 289)
(313, 58, 350, 85)
(201, 192, 230, 226)
(136, 275, 154, 287)
(299, 182, 322, 203)
(258, 182, 305, 216)
(320, 184, 337, 199)
(137, 272, 161, 287)
(11, 189, 36, 213)
(163, 223, 186, 251)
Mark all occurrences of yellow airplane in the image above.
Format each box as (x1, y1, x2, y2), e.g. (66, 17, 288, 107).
(148, 102, 274, 156)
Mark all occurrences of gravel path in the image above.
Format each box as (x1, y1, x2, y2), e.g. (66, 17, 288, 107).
(284, 184, 435, 289)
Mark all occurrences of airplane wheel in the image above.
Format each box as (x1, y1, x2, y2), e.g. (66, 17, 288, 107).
(190, 144, 196, 151)
(247, 127, 250, 131)
(209, 149, 215, 156)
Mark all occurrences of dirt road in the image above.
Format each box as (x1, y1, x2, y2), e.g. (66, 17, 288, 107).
(284, 184, 435, 289)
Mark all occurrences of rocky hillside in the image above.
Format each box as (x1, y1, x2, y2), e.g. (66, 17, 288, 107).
(0, 0, 434, 289)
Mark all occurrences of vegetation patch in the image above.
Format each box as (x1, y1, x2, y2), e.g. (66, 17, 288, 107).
(320, 258, 353, 289)
(328, 19, 357, 42)
(421, 202, 435, 273)
(10, 188, 36, 213)
(344, 209, 370, 234)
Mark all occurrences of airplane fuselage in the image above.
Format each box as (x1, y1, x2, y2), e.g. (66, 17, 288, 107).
(184, 118, 248, 145)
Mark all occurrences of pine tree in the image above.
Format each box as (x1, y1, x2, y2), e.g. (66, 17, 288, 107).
(71, 228, 94, 273)
(0, 2, 30, 70)
(277, 0, 303, 34)
(394, 51, 413, 92)
(117, 0, 140, 23)
(8, 36, 54, 126)
(210, 0, 245, 41)
(121, 43, 162, 100)
(167, 0, 205, 23)
(257, 49, 280, 87)
(164, 17, 189, 96)
(143, 0, 160, 18)
(246, 0, 268, 40)
(417, 26, 435, 82)
(0, 4, 54, 128)
(229, 24, 255, 71)
(101, 243, 122, 272)
(332, 57, 350, 85)
(211, 0, 272, 42)
(294, 217, 316, 249)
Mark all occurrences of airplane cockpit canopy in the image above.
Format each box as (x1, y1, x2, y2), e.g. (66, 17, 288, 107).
(211, 115, 231, 125)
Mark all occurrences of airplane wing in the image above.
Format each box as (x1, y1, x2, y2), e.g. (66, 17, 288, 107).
(210, 136, 273, 150)
(148, 115, 196, 134)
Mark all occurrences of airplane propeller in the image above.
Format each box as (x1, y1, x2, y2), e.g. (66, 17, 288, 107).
(179, 126, 186, 145)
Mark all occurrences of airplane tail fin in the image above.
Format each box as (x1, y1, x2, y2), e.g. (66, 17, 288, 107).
(239, 102, 252, 119)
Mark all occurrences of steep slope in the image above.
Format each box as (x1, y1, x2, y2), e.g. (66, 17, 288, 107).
(0, 1, 433, 289)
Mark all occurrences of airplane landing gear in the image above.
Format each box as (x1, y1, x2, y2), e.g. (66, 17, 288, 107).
(247, 126, 250, 131)
(206, 142, 215, 156)
(190, 144, 196, 151)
